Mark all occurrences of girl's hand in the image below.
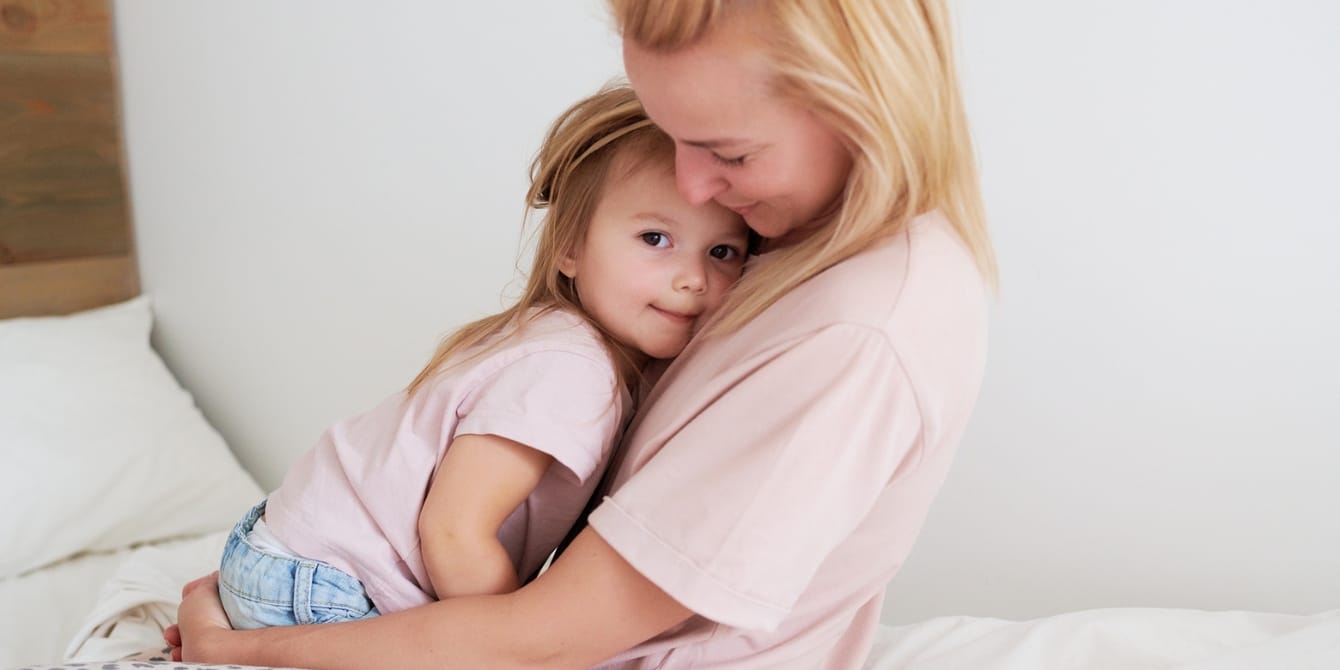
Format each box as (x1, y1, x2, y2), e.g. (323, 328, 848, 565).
(164, 571, 232, 662)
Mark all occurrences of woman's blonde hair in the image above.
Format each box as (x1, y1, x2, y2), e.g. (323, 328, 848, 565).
(407, 84, 674, 396)
(610, 0, 998, 334)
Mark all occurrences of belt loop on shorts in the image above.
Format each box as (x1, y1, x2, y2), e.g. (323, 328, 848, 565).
(293, 560, 317, 625)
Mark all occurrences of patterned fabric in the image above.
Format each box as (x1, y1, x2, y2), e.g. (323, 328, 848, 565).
(13, 646, 293, 670)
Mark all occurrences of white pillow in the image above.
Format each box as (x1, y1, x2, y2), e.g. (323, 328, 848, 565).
(0, 296, 265, 578)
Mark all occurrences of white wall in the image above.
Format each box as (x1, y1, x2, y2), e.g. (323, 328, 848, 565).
(114, 1, 1340, 624)
(114, 1, 625, 488)
(883, 1, 1340, 621)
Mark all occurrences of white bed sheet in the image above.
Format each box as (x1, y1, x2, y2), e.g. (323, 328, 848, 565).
(7, 532, 1339, 669)
(0, 547, 129, 668)
(0, 531, 227, 669)
(865, 607, 1340, 669)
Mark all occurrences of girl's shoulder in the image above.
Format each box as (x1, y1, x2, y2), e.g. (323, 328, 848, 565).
(488, 307, 613, 369)
(420, 307, 620, 407)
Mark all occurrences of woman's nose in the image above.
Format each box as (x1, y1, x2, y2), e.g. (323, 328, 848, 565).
(675, 148, 728, 206)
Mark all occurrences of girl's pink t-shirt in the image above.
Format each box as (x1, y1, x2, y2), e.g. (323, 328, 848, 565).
(265, 309, 627, 613)
(589, 212, 990, 668)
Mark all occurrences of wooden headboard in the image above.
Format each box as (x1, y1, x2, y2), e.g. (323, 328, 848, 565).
(0, 0, 137, 319)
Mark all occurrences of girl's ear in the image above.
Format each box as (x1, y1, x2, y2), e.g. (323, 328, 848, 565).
(557, 249, 579, 279)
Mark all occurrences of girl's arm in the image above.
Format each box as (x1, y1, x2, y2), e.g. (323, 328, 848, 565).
(418, 433, 553, 597)
(177, 528, 692, 669)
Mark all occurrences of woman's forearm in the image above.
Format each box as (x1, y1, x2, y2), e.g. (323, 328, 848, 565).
(180, 531, 691, 669)
(196, 593, 563, 669)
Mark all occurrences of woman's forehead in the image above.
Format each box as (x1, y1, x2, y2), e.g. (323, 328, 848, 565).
(624, 40, 771, 140)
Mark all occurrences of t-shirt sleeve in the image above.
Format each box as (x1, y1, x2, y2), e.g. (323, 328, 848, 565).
(455, 349, 621, 484)
(587, 324, 923, 631)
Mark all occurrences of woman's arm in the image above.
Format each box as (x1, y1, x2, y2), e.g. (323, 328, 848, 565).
(418, 433, 553, 597)
(176, 528, 692, 669)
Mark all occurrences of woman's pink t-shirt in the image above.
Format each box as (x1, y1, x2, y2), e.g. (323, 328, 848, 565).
(589, 212, 990, 668)
(265, 309, 627, 613)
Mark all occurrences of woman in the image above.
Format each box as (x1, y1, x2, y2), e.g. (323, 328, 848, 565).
(171, 1, 996, 667)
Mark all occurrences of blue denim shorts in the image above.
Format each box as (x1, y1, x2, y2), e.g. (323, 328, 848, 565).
(218, 501, 380, 629)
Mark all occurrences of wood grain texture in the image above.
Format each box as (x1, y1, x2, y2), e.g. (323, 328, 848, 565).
(0, 0, 110, 55)
(0, 0, 137, 318)
(0, 253, 136, 317)
(0, 50, 128, 264)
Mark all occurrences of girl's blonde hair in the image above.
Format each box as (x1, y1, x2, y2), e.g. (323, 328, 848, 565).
(407, 84, 674, 396)
(610, 0, 998, 334)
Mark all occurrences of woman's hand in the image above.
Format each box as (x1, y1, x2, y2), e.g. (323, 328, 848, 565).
(164, 571, 233, 662)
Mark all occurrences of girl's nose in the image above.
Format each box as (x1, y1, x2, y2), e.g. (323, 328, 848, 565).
(675, 259, 708, 294)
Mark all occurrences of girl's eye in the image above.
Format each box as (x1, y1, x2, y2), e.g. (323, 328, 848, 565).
(709, 245, 741, 261)
(640, 232, 670, 248)
(711, 153, 747, 167)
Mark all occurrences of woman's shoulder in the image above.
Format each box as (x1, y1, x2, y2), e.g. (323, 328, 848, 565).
(675, 211, 988, 426)
(867, 210, 988, 326)
(755, 211, 987, 342)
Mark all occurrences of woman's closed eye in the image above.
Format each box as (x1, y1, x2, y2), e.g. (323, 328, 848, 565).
(640, 231, 671, 248)
(711, 152, 747, 167)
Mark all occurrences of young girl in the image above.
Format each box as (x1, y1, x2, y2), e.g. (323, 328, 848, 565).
(175, 0, 996, 666)
(215, 84, 750, 628)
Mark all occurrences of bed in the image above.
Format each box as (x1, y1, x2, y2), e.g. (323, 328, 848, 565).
(4, 2, 1338, 669)
(0, 296, 266, 667)
(1, 1, 264, 666)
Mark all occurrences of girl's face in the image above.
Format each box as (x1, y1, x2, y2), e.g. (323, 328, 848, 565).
(623, 29, 852, 248)
(560, 159, 749, 365)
